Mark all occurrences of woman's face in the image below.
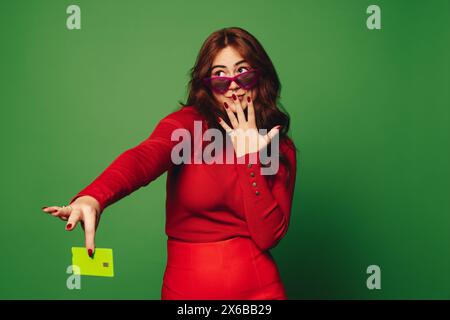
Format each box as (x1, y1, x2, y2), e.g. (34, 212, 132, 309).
(210, 46, 257, 114)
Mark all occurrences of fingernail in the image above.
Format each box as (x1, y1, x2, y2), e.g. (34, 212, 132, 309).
(42, 206, 48, 210)
(66, 224, 72, 230)
(276, 125, 282, 130)
(232, 94, 237, 100)
(217, 117, 221, 123)
(224, 102, 228, 109)
(247, 96, 251, 103)
(88, 249, 93, 257)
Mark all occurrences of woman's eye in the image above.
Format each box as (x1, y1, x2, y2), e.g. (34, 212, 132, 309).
(213, 67, 248, 77)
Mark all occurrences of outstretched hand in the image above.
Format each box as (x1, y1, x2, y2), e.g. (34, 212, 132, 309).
(42, 195, 101, 257)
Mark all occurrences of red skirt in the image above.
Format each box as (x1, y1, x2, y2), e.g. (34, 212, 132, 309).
(161, 236, 288, 300)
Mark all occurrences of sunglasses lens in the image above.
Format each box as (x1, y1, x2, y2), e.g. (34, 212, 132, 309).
(204, 70, 259, 93)
(209, 78, 231, 93)
(236, 70, 259, 89)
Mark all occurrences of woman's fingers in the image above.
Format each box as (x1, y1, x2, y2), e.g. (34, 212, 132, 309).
(246, 96, 256, 128)
(82, 210, 97, 257)
(66, 209, 82, 231)
(42, 206, 59, 214)
(43, 202, 101, 258)
(219, 116, 239, 151)
(42, 205, 71, 220)
(223, 102, 239, 129)
(231, 94, 246, 125)
(58, 205, 73, 220)
(264, 125, 282, 145)
(218, 117, 233, 134)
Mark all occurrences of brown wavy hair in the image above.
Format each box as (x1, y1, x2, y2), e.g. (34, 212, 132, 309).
(178, 27, 297, 182)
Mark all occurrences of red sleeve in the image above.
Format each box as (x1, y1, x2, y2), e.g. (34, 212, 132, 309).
(235, 138, 297, 251)
(68, 109, 190, 214)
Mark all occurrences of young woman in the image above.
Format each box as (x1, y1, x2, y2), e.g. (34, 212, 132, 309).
(42, 27, 297, 300)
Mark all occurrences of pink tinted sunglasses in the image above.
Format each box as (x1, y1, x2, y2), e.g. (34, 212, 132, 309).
(202, 69, 260, 94)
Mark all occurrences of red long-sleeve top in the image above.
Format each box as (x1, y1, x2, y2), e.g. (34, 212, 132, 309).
(69, 106, 297, 251)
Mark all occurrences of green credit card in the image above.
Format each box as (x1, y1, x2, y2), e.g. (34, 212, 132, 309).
(71, 247, 114, 277)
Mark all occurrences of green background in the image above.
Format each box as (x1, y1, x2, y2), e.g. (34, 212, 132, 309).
(1, 0, 449, 299)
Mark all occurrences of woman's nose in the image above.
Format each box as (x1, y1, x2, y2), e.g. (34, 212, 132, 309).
(229, 80, 240, 91)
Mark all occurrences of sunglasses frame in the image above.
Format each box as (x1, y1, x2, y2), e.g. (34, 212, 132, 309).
(202, 69, 261, 94)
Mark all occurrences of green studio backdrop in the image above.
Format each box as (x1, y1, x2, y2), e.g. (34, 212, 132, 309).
(0, 0, 449, 299)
